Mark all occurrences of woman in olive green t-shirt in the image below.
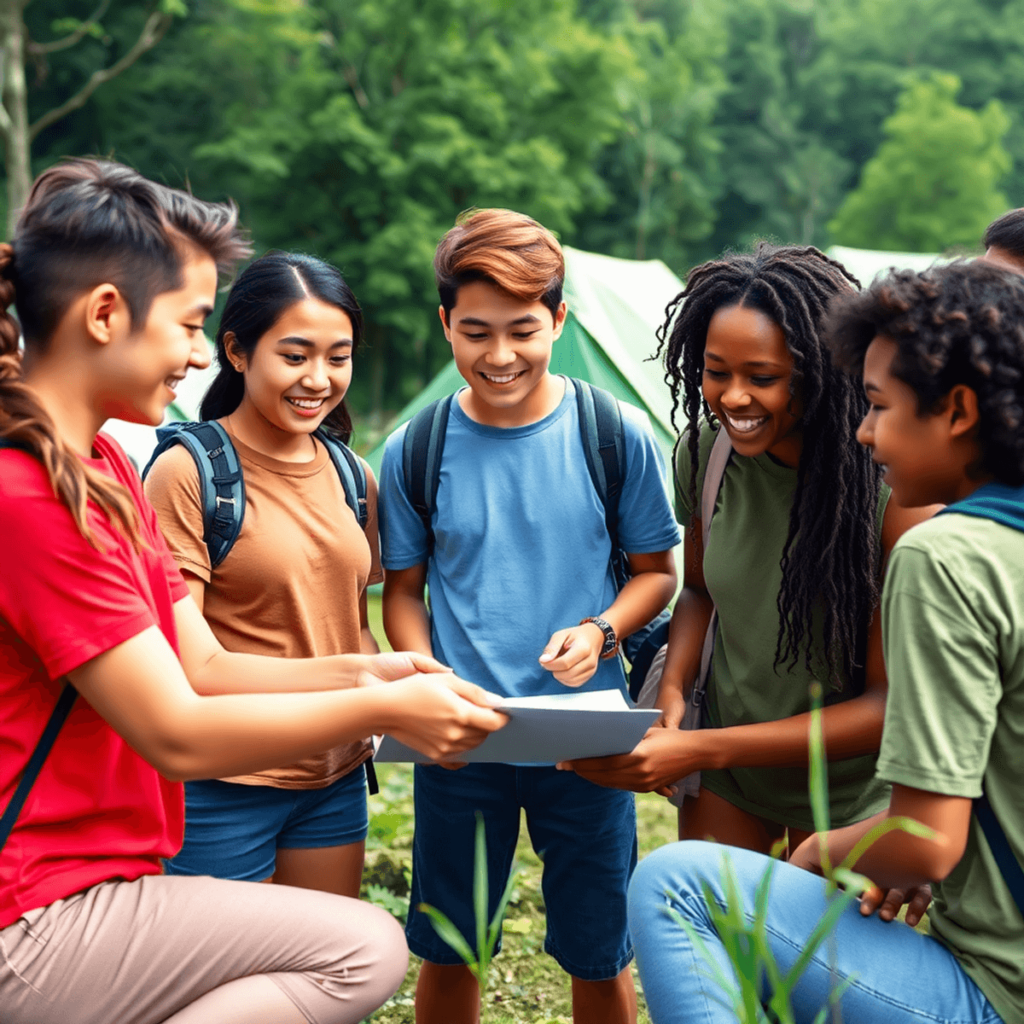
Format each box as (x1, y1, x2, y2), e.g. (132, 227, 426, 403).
(569, 243, 935, 853)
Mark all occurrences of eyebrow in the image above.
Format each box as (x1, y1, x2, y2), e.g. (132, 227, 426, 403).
(704, 351, 784, 369)
(863, 380, 881, 394)
(275, 336, 353, 349)
(457, 314, 543, 327)
(188, 303, 215, 320)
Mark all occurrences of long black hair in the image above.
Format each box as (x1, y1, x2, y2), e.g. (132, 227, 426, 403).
(655, 242, 880, 688)
(201, 252, 364, 444)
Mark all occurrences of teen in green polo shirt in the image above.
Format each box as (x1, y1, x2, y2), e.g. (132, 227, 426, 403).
(626, 260, 1023, 1023)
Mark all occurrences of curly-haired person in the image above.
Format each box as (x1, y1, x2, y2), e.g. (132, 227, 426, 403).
(628, 260, 1023, 1024)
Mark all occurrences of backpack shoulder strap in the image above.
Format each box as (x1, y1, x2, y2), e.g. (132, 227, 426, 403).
(142, 421, 244, 569)
(692, 426, 732, 707)
(571, 378, 626, 546)
(975, 789, 1024, 916)
(401, 396, 451, 554)
(701, 426, 732, 553)
(0, 681, 77, 855)
(317, 431, 368, 531)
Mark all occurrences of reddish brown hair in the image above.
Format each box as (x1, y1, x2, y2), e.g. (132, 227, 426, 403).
(0, 159, 251, 548)
(435, 208, 564, 321)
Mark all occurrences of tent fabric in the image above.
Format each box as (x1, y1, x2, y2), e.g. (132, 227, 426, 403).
(827, 245, 948, 287)
(363, 245, 684, 475)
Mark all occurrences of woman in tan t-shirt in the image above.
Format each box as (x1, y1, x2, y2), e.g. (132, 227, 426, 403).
(145, 251, 382, 897)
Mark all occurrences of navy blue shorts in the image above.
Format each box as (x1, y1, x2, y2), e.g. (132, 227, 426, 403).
(406, 763, 636, 980)
(163, 766, 369, 882)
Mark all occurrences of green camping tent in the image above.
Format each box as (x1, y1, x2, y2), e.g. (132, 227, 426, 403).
(363, 246, 684, 475)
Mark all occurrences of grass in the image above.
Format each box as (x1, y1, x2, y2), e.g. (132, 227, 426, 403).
(362, 593, 675, 1022)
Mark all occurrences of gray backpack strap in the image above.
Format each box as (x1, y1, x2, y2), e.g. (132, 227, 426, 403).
(692, 427, 732, 707)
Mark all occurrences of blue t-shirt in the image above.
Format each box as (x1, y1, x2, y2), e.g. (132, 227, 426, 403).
(379, 381, 680, 700)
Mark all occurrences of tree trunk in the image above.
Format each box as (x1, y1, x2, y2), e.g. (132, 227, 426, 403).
(0, 0, 30, 238)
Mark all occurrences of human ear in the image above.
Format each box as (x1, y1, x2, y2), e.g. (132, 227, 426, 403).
(947, 384, 981, 438)
(84, 283, 125, 345)
(438, 304, 452, 344)
(223, 331, 247, 373)
(551, 301, 568, 341)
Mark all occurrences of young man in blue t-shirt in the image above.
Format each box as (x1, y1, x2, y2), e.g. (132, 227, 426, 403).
(379, 208, 680, 1023)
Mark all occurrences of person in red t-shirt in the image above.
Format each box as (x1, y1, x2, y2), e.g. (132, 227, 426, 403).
(0, 160, 506, 1024)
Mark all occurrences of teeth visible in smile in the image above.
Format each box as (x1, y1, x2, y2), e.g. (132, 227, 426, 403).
(724, 413, 768, 433)
(481, 371, 522, 384)
(287, 397, 325, 409)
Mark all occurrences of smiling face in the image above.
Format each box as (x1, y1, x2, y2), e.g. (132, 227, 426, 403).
(441, 278, 566, 427)
(229, 296, 354, 441)
(702, 303, 802, 466)
(99, 250, 217, 426)
(857, 335, 978, 507)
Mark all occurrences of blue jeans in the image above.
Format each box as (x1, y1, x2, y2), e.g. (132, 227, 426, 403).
(628, 842, 1003, 1024)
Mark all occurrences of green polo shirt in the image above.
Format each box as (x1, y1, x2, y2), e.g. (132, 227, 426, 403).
(878, 513, 1024, 1023)
(675, 422, 890, 829)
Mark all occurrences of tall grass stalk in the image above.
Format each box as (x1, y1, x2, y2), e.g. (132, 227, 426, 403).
(418, 811, 519, 1020)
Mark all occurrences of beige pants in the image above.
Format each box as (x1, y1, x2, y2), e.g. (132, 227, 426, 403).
(0, 874, 408, 1024)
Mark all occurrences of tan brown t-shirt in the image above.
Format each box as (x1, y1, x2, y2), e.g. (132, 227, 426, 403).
(144, 427, 382, 789)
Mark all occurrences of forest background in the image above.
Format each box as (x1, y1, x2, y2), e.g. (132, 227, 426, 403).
(8, 0, 1024, 444)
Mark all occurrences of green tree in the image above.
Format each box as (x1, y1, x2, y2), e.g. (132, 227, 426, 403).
(829, 73, 1010, 252)
(193, 0, 631, 420)
(0, 0, 182, 234)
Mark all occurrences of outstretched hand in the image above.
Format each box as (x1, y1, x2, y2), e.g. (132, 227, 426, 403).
(358, 651, 451, 685)
(380, 674, 508, 763)
(557, 726, 699, 797)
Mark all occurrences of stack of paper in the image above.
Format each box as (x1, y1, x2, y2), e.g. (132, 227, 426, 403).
(373, 688, 659, 764)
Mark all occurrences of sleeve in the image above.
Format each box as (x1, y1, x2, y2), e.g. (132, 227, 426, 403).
(143, 443, 213, 583)
(876, 541, 1001, 798)
(616, 404, 681, 555)
(0, 458, 162, 679)
(377, 424, 431, 570)
(361, 460, 384, 586)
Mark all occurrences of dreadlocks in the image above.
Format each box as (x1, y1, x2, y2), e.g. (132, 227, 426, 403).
(654, 241, 880, 689)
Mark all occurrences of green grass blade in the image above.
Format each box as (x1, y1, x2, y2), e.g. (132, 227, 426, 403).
(837, 815, 936, 874)
(487, 864, 520, 953)
(807, 682, 833, 877)
(418, 902, 478, 969)
(472, 812, 490, 986)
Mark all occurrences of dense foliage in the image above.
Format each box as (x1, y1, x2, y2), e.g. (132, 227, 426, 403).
(17, 0, 1024, 421)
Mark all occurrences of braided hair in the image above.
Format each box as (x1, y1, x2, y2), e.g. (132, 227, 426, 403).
(829, 260, 1024, 486)
(654, 242, 880, 688)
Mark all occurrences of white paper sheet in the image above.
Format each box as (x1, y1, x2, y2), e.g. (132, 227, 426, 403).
(373, 688, 659, 764)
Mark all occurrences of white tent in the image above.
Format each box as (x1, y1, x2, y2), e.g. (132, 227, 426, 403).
(827, 245, 951, 286)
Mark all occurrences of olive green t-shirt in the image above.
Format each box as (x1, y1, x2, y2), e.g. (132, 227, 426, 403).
(878, 513, 1024, 1023)
(675, 422, 890, 829)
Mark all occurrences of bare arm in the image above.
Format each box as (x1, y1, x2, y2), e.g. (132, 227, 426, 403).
(565, 501, 939, 792)
(67, 605, 506, 781)
(541, 549, 677, 688)
(175, 581, 443, 695)
(383, 562, 434, 657)
(791, 784, 970, 888)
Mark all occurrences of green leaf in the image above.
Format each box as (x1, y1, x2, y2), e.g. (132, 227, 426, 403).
(417, 903, 478, 970)
(473, 811, 490, 984)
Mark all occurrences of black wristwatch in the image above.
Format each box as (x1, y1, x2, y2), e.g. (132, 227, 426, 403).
(580, 616, 619, 659)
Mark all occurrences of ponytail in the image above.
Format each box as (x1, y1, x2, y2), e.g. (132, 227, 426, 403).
(0, 244, 143, 548)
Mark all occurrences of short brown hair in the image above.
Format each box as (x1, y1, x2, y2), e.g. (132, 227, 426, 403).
(435, 208, 564, 320)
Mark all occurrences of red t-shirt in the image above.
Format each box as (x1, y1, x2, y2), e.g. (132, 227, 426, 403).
(0, 433, 188, 929)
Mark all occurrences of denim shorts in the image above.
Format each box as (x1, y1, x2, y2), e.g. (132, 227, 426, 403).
(163, 765, 369, 882)
(406, 763, 637, 980)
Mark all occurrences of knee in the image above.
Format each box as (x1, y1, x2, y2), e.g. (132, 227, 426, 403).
(363, 904, 410, 996)
(628, 842, 716, 938)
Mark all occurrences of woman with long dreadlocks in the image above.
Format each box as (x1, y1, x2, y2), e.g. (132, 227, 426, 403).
(564, 242, 936, 863)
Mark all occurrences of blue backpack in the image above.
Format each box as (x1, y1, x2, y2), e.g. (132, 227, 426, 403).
(141, 421, 368, 568)
(400, 378, 671, 697)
